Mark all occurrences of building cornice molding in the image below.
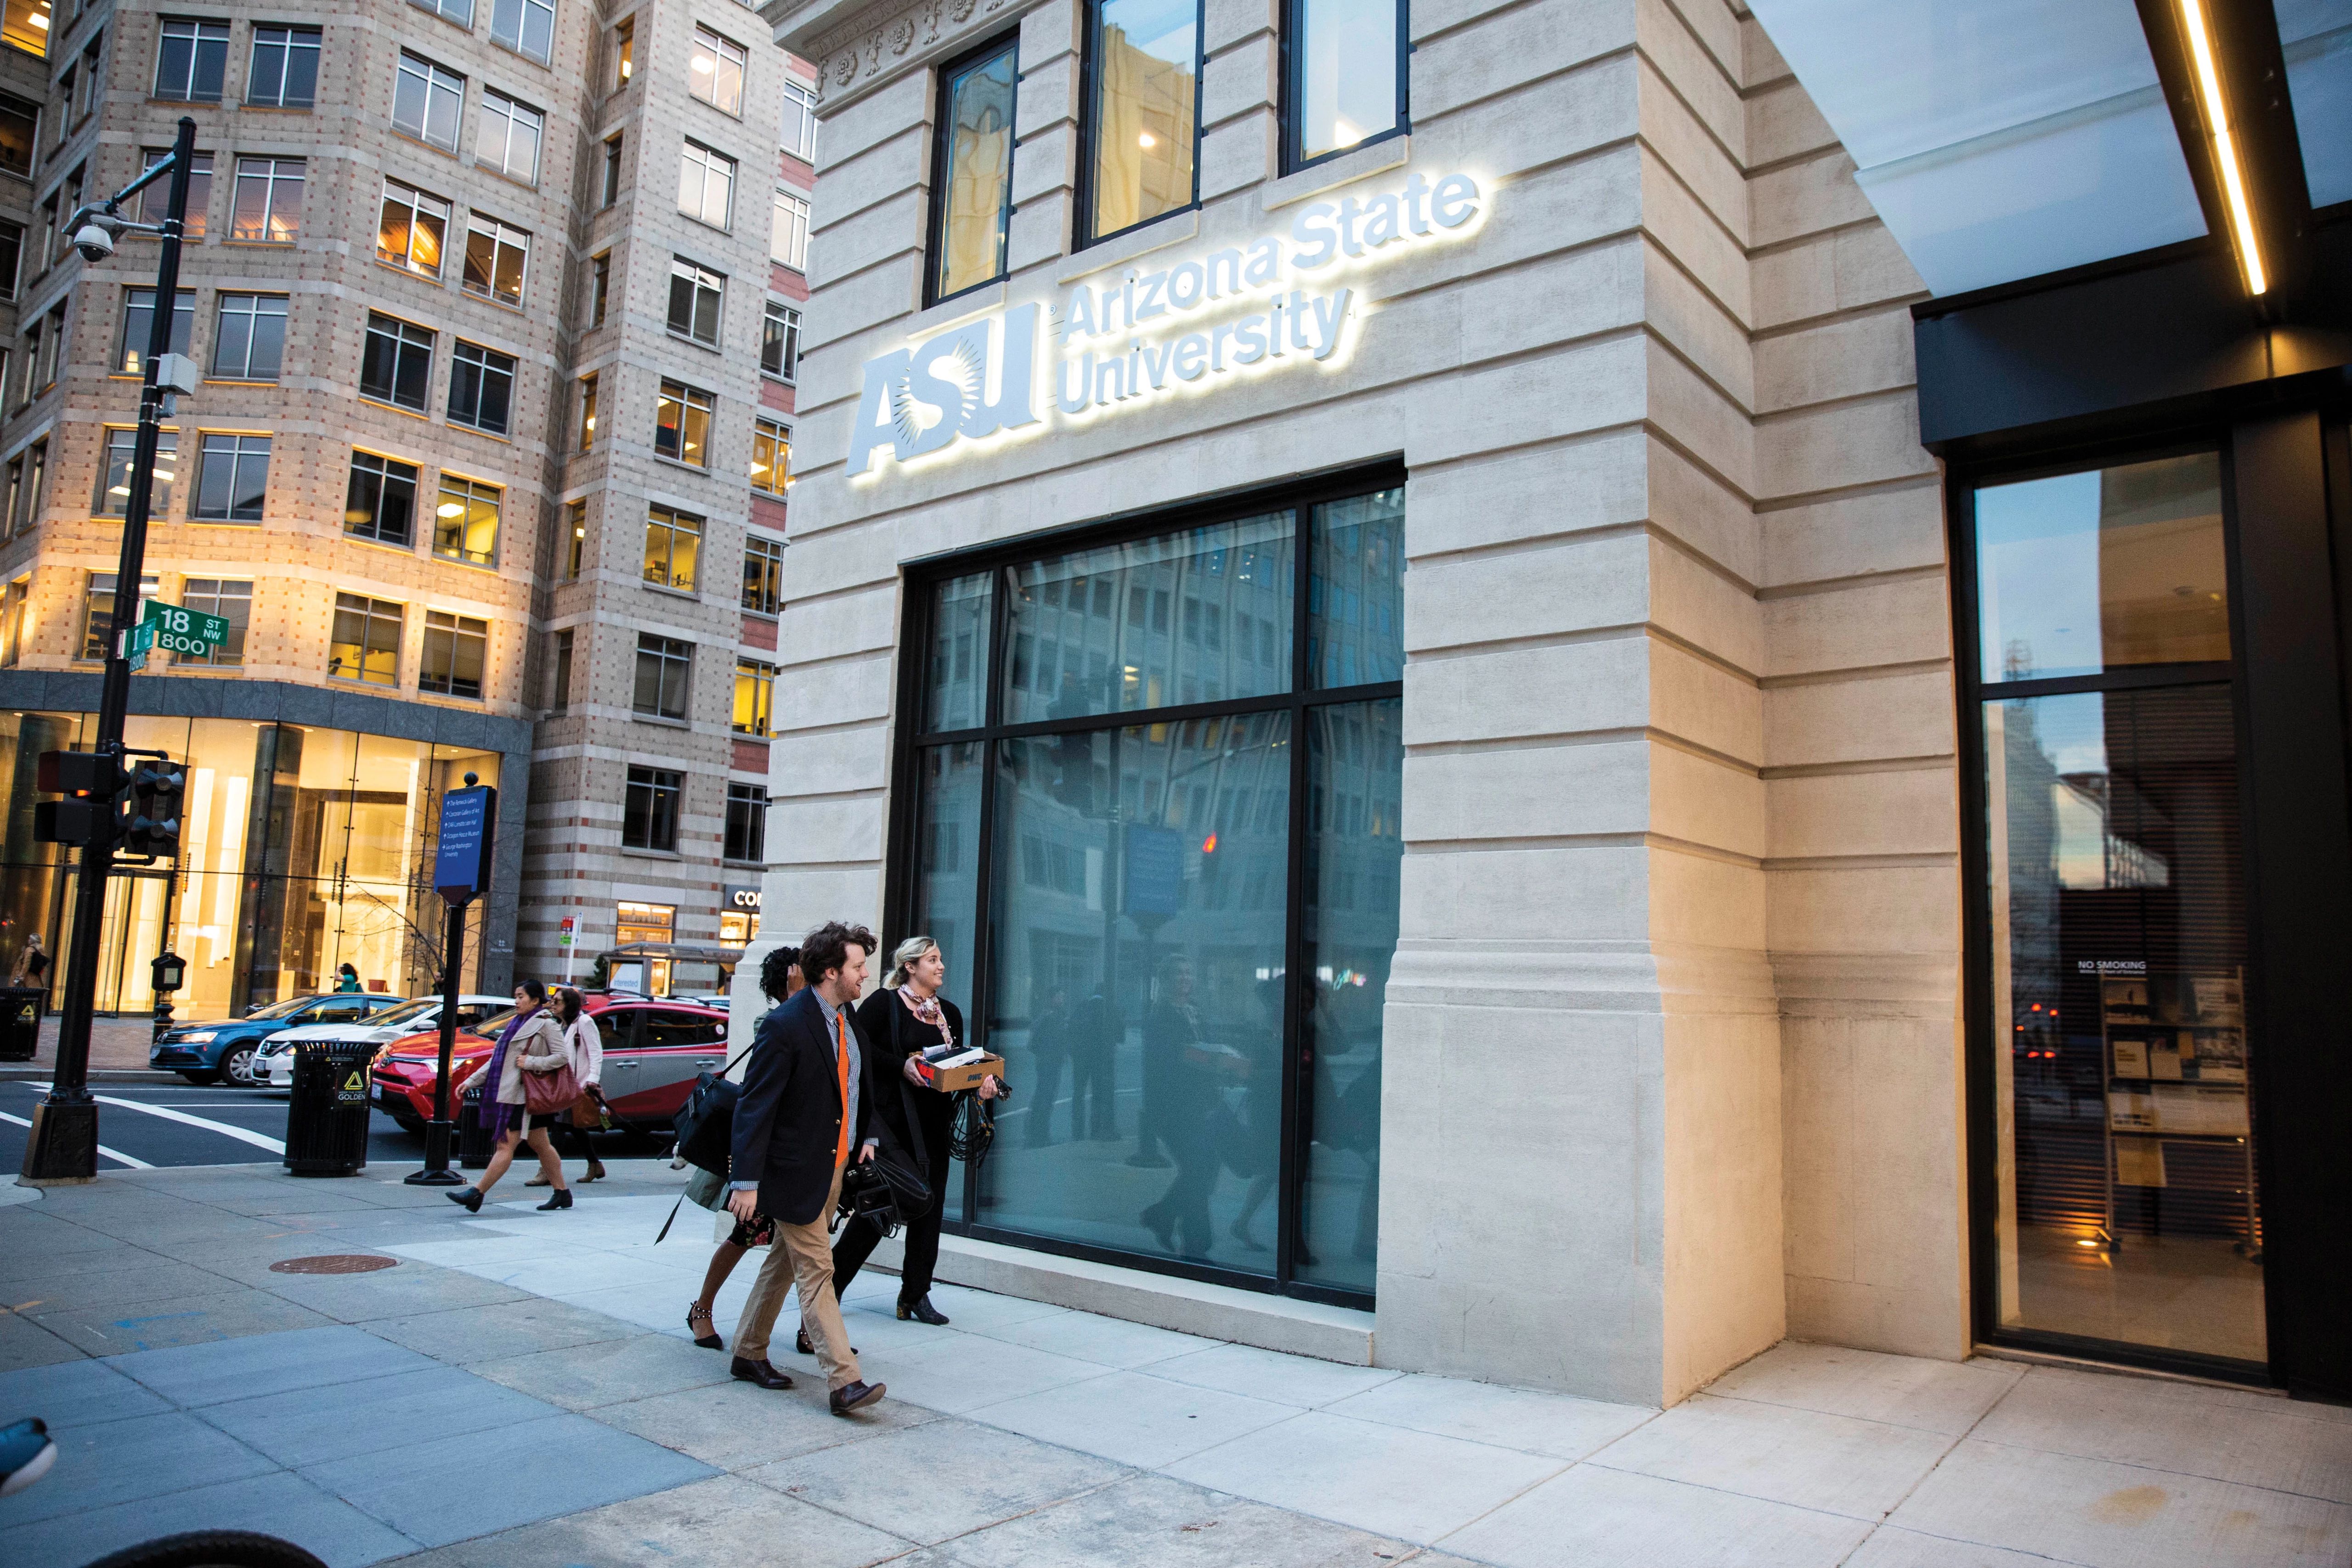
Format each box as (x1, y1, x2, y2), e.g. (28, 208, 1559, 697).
(776, 0, 1043, 115)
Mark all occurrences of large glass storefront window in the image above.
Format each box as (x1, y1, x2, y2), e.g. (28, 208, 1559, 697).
(903, 480, 1402, 1300)
(1972, 452, 2262, 1368)
(0, 714, 503, 1019)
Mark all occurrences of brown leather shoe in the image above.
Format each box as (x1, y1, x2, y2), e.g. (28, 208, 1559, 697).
(730, 1356, 794, 1390)
(829, 1379, 885, 1415)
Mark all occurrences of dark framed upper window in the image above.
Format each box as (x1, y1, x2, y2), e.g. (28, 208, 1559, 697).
(211, 293, 287, 380)
(154, 19, 229, 103)
(0, 95, 34, 177)
(394, 52, 465, 151)
(344, 450, 418, 545)
(741, 531, 782, 613)
(1278, 0, 1406, 174)
(228, 156, 304, 243)
(724, 781, 766, 862)
(666, 257, 723, 345)
(893, 469, 1405, 1304)
(328, 593, 401, 685)
(632, 632, 690, 719)
(420, 610, 488, 697)
(462, 215, 528, 305)
(1078, 0, 1199, 248)
(447, 340, 514, 435)
(490, 0, 555, 65)
(98, 428, 175, 515)
(360, 312, 434, 409)
(192, 434, 269, 521)
(761, 300, 800, 381)
(247, 24, 321, 109)
(117, 286, 193, 376)
(141, 148, 212, 237)
(622, 765, 681, 850)
(927, 32, 1016, 306)
(176, 577, 249, 667)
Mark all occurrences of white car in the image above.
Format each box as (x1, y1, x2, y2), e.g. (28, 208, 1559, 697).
(262, 994, 512, 1088)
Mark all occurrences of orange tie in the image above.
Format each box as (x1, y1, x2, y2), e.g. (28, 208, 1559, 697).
(833, 1011, 851, 1168)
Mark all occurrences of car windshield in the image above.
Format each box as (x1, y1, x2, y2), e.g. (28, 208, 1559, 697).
(248, 995, 323, 1020)
(369, 998, 442, 1026)
(470, 1008, 520, 1037)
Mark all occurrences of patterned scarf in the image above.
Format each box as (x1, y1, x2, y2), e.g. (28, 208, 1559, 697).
(899, 986, 952, 1048)
(477, 1005, 539, 1145)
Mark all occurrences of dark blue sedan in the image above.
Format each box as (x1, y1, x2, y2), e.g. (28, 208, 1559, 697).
(151, 993, 410, 1086)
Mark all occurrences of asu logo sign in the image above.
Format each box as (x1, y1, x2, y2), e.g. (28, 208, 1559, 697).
(847, 304, 1043, 477)
(848, 170, 1487, 478)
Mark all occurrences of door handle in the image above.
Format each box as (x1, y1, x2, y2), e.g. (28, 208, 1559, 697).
(694, 1058, 718, 1068)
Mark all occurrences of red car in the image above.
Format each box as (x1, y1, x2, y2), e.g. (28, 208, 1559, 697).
(370, 992, 730, 1137)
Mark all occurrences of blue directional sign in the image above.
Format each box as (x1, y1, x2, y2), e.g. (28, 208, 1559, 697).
(1124, 825, 1183, 917)
(433, 785, 497, 903)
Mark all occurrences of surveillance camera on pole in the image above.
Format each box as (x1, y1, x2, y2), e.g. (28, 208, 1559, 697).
(71, 221, 117, 264)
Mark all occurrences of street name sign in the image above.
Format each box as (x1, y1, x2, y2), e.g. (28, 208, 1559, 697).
(121, 600, 233, 661)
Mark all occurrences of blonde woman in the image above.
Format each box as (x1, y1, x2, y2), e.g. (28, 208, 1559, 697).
(830, 936, 998, 1330)
(447, 980, 574, 1213)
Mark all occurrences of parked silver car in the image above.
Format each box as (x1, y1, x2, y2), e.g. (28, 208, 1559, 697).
(261, 994, 510, 1088)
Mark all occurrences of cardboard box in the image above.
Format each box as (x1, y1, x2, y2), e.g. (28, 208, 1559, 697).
(916, 1052, 1006, 1093)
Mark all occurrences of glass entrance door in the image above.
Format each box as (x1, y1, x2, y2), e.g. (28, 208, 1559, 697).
(96, 869, 174, 1015)
(1969, 450, 2264, 1370)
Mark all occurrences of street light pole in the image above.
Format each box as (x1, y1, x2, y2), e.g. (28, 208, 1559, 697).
(20, 117, 196, 1185)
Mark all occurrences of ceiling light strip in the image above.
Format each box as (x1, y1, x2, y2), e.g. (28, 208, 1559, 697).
(2179, 0, 2268, 295)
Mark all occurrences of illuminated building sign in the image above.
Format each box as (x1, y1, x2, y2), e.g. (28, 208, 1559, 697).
(848, 172, 1487, 477)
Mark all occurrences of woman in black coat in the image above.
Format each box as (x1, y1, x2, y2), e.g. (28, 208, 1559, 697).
(827, 936, 999, 1329)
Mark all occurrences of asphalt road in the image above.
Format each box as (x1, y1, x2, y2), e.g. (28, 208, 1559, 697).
(0, 1080, 443, 1172)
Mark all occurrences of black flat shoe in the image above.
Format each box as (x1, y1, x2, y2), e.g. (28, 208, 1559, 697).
(537, 1189, 572, 1211)
(795, 1327, 859, 1355)
(688, 1303, 723, 1351)
(897, 1295, 950, 1325)
(446, 1187, 482, 1213)
(731, 1356, 794, 1390)
(829, 1379, 885, 1415)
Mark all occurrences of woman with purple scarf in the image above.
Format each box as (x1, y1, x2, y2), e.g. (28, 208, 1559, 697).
(447, 980, 576, 1213)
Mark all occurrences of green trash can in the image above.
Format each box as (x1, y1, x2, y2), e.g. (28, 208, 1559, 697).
(284, 1041, 373, 1175)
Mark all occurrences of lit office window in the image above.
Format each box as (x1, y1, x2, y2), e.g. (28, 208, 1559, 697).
(210, 294, 288, 381)
(461, 215, 529, 305)
(343, 451, 418, 545)
(0, 1, 48, 59)
(117, 286, 193, 375)
(229, 157, 304, 243)
(689, 26, 746, 116)
(476, 91, 543, 182)
(732, 657, 775, 736)
(654, 380, 713, 468)
(448, 341, 515, 436)
(97, 428, 176, 515)
(140, 148, 211, 237)
(420, 610, 489, 697)
(176, 578, 249, 666)
(611, 16, 633, 88)
(642, 505, 701, 592)
(247, 25, 321, 109)
(577, 373, 597, 450)
(394, 52, 465, 152)
(379, 180, 449, 276)
(562, 498, 587, 579)
(678, 140, 734, 228)
(1082, 0, 1199, 243)
(750, 417, 788, 496)
(154, 19, 229, 103)
(433, 474, 499, 565)
(741, 533, 783, 613)
(328, 593, 402, 686)
(928, 36, 1014, 301)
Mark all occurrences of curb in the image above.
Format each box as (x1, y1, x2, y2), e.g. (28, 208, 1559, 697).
(0, 1068, 187, 1083)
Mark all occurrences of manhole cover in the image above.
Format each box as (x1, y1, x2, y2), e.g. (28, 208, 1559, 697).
(268, 1254, 400, 1275)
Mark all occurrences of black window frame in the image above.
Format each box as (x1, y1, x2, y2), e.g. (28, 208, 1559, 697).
(622, 764, 683, 851)
(153, 17, 230, 104)
(419, 607, 488, 697)
(760, 299, 800, 382)
(741, 531, 783, 614)
(447, 339, 515, 435)
(1275, 0, 1410, 177)
(886, 461, 1405, 1312)
(190, 432, 269, 522)
(360, 311, 435, 411)
(246, 23, 322, 110)
(327, 592, 402, 685)
(343, 448, 419, 546)
(632, 630, 691, 720)
(1074, 0, 1204, 253)
(209, 291, 287, 381)
(724, 781, 767, 863)
(666, 256, 724, 346)
(924, 29, 1018, 309)
(175, 576, 250, 667)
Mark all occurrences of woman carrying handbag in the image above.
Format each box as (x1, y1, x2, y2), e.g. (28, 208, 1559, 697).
(531, 987, 608, 1187)
(447, 980, 577, 1213)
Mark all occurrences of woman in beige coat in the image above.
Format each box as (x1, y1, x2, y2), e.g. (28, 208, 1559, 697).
(447, 979, 575, 1213)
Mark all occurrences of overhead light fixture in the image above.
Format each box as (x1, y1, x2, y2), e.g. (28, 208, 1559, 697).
(2179, 0, 2267, 295)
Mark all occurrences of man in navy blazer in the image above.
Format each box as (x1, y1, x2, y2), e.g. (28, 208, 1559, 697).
(726, 919, 891, 1414)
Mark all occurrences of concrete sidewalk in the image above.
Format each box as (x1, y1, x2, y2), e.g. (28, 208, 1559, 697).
(2, 1163, 2347, 1568)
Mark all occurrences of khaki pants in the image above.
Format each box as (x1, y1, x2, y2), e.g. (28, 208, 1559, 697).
(734, 1165, 861, 1390)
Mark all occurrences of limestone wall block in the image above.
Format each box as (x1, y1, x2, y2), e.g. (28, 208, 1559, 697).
(1753, 303, 1917, 415)
(1764, 668, 1956, 770)
(1765, 766, 1958, 861)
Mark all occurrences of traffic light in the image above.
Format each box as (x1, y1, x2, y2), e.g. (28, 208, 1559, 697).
(123, 759, 183, 859)
(32, 750, 124, 846)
